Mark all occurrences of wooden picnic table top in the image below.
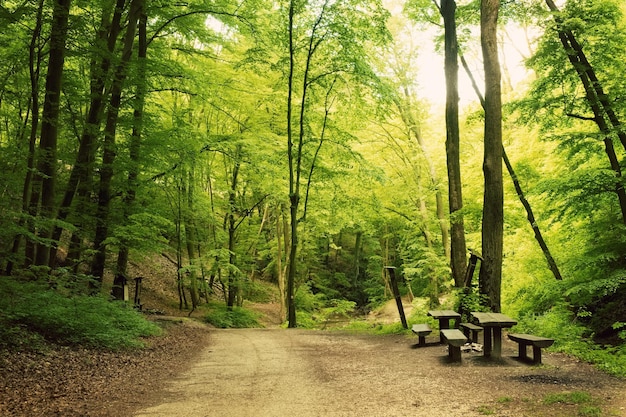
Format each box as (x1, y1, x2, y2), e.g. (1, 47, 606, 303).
(471, 312, 517, 327)
(428, 310, 461, 319)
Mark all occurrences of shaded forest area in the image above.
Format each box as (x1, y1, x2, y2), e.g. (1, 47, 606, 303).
(1, 0, 625, 375)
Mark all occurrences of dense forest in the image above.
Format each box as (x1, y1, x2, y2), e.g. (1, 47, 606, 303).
(1, 0, 625, 374)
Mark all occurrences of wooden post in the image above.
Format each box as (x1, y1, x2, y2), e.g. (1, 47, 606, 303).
(134, 277, 143, 310)
(385, 267, 408, 329)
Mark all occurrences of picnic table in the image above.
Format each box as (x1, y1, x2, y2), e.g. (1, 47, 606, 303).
(471, 312, 517, 359)
(428, 310, 461, 343)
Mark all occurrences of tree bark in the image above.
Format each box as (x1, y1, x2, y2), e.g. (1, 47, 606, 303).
(227, 148, 241, 309)
(9, 0, 45, 273)
(479, 0, 503, 313)
(91, 0, 142, 281)
(545, 0, 626, 152)
(115, 2, 147, 282)
(31, 0, 72, 266)
(50, 0, 127, 268)
(460, 51, 564, 282)
(441, 0, 467, 287)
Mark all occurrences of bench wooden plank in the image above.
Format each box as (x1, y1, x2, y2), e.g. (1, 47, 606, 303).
(411, 324, 432, 347)
(460, 322, 483, 343)
(441, 329, 468, 363)
(508, 333, 554, 364)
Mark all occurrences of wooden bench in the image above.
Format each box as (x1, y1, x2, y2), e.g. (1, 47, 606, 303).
(440, 329, 468, 363)
(460, 322, 483, 343)
(411, 324, 432, 347)
(508, 333, 554, 364)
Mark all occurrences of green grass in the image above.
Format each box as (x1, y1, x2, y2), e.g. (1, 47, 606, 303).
(543, 391, 593, 405)
(0, 277, 161, 351)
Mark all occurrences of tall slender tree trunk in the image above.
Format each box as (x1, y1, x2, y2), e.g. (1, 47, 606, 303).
(227, 149, 241, 309)
(441, 0, 467, 287)
(479, 0, 503, 313)
(286, 0, 299, 328)
(545, 0, 626, 152)
(91, 0, 142, 282)
(9, 0, 45, 273)
(31, 0, 72, 267)
(393, 95, 449, 260)
(115, 4, 147, 286)
(544, 0, 626, 225)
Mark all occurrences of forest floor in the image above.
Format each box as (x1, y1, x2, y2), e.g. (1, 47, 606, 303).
(2, 303, 626, 417)
(2, 256, 626, 416)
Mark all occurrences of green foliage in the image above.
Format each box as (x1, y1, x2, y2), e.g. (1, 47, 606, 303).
(203, 302, 261, 328)
(0, 277, 161, 350)
(454, 288, 490, 323)
(514, 304, 626, 377)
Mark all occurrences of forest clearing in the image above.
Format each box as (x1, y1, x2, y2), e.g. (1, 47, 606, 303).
(2, 0, 626, 415)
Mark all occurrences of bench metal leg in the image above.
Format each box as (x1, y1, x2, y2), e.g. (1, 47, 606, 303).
(532, 346, 543, 364)
(418, 335, 426, 346)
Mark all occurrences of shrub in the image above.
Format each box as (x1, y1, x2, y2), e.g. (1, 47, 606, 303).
(203, 302, 261, 328)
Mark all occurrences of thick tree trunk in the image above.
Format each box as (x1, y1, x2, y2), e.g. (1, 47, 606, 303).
(286, 0, 298, 328)
(441, 0, 467, 287)
(460, 53, 564, 282)
(32, 0, 72, 266)
(50, 0, 127, 268)
(479, 0, 503, 313)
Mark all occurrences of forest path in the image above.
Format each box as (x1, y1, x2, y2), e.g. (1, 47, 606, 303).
(133, 328, 626, 417)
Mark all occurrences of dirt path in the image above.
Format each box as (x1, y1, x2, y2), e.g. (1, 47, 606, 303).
(133, 329, 626, 417)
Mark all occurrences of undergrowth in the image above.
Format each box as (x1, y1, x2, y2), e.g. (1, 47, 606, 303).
(0, 275, 161, 351)
(203, 302, 262, 328)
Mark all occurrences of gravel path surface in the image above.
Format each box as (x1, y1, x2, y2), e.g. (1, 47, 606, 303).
(133, 328, 626, 417)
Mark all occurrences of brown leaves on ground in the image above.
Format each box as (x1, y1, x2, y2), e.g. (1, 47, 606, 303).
(0, 318, 210, 417)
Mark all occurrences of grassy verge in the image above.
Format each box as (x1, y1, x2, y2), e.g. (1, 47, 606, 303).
(0, 276, 161, 351)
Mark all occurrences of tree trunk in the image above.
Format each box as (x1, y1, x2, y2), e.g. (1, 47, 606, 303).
(8, 0, 45, 273)
(31, 0, 72, 267)
(286, 0, 298, 328)
(479, 0, 503, 313)
(544, 0, 626, 225)
(49, 0, 127, 268)
(353, 229, 362, 287)
(227, 149, 241, 309)
(502, 151, 563, 280)
(115, 3, 147, 283)
(441, 0, 467, 287)
(393, 95, 449, 261)
(276, 208, 287, 322)
(460, 51, 564, 282)
(91, 0, 142, 281)
(545, 0, 626, 152)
